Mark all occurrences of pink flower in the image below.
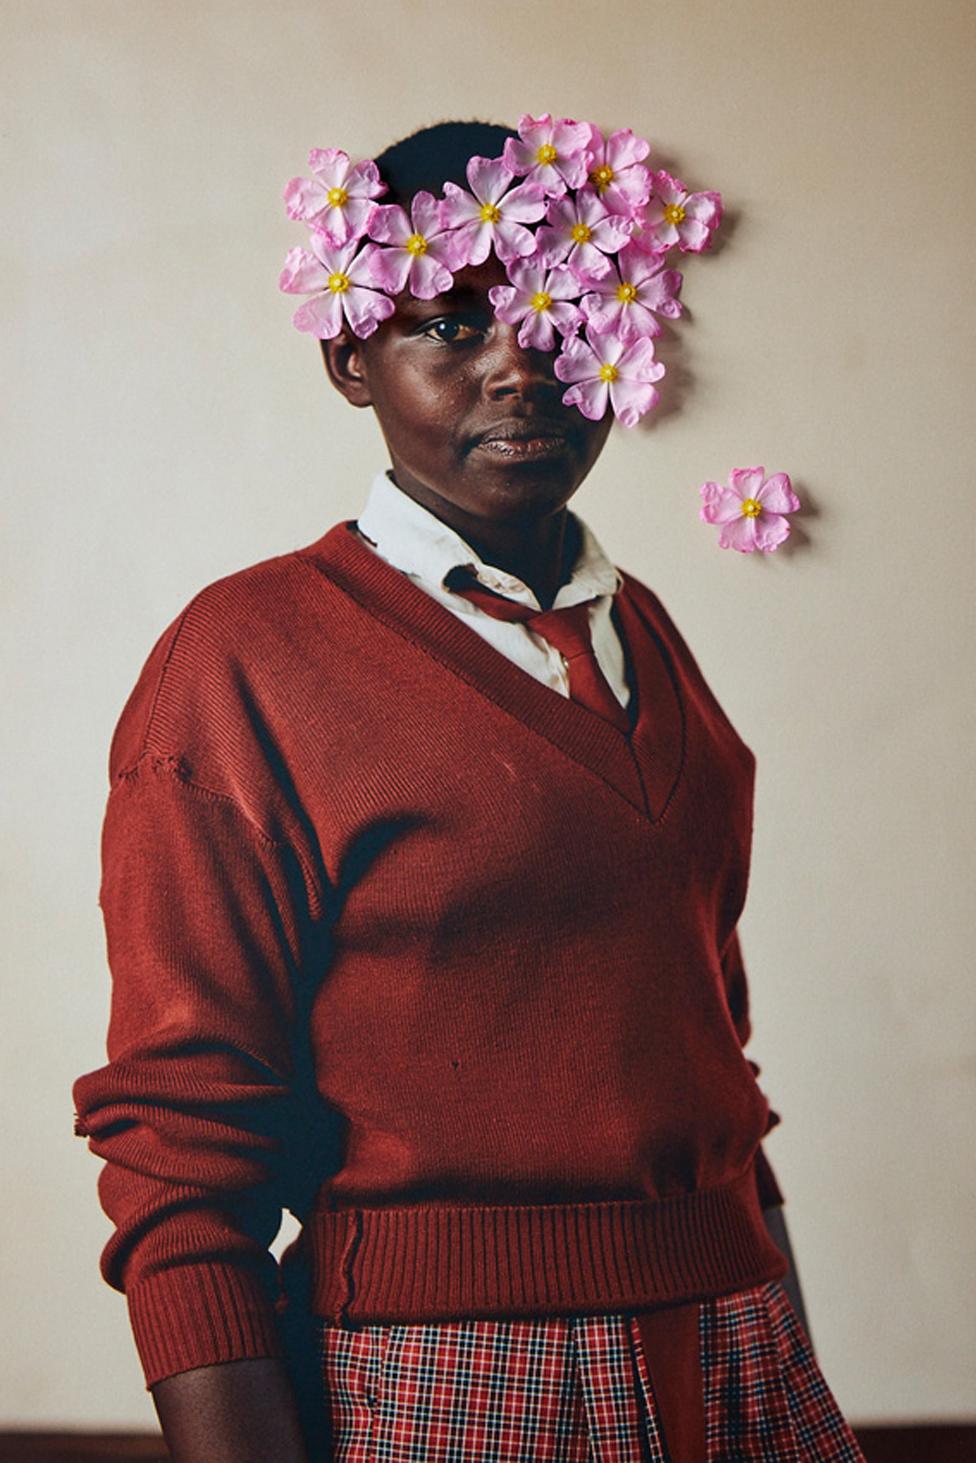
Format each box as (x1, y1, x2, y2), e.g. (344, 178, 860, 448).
(440, 157, 547, 267)
(279, 232, 395, 339)
(641, 171, 722, 253)
(699, 467, 801, 552)
(579, 241, 683, 341)
(583, 125, 652, 218)
(488, 260, 582, 351)
(534, 189, 633, 283)
(501, 113, 591, 196)
(367, 192, 457, 299)
(554, 328, 665, 427)
(283, 148, 386, 247)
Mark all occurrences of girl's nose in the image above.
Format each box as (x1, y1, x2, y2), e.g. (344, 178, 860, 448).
(482, 321, 560, 402)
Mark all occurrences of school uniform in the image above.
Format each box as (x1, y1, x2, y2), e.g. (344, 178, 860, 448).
(74, 472, 865, 1460)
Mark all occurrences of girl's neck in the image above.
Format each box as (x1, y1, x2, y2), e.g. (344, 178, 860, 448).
(459, 509, 580, 610)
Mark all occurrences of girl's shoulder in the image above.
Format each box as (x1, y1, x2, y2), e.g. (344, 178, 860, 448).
(106, 527, 349, 788)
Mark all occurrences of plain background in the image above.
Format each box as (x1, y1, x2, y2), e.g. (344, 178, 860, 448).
(2, 0, 974, 1431)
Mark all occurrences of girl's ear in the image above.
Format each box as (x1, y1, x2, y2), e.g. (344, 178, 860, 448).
(320, 331, 373, 408)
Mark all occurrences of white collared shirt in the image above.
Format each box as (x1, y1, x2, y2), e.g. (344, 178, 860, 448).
(354, 472, 631, 709)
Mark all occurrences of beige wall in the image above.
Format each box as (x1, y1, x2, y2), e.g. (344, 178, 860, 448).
(2, 0, 973, 1429)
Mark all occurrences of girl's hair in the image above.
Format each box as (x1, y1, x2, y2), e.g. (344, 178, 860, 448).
(374, 119, 517, 206)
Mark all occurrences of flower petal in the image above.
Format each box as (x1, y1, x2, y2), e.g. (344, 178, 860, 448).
(488, 284, 525, 325)
(500, 180, 548, 224)
(719, 514, 761, 552)
(755, 472, 800, 514)
(553, 335, 599, 384)
(283, 175, 325, 221)
(677, 217, 712, 252)
(493, 221, 539, 264)
(551, 118, 591, 156)
(652, 170, 685, 204)
(606, 128, 651, 171)
(562, 378, 609, 420)
(548, 300, 582, 335)
(367, 204, 411, 246)
(410, 191, 442, 238)
(505, 258, 545, 294)
(307, 148, 349, 187)
(683, 190, 722, 226)
(546, 263, 581, 300)
(728, 466, 766, 498)
(439, 183, 481, 228)
(753, 513, 792, 551)
(534, 226, 571, 269)
(517, 312, 557, 351)
(279, 246, 328, 294)
(502, 137, 536, 175)
(366, 246, 413, 295)
(342, 285, 395, 338)
(700, 483, 745, 525)
(467, 155, 515, 205)
(292, 292, 344, 338)
(609, 376, 658, 426)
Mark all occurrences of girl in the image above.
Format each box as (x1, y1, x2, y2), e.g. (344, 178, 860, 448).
(74, 120, 866, 1462)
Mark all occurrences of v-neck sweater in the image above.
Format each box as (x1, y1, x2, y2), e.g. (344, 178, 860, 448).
(73, 519, 787, 1388)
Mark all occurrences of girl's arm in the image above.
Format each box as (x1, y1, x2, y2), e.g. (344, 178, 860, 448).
(151, 1359, 309, 1463)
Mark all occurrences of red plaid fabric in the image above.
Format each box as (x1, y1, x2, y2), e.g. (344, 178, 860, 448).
(317, 1281, 865, 1462)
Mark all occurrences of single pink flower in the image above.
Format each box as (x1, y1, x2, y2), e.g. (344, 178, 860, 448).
(579, 241, 682, 341)
(699, 466, 801, 552)
(534, 189, 634, 283)
(501, 113, 591, 196)
(554, 328, 665, 427)
(583, 125, 652, 218)
(367, 192, 457, 299)
(283, 148, 386, 247)
(488, 260, 582, 351)
(279, 232, 394, 339)
(641, 171, 722, 253)
(440, 157, 547, 267)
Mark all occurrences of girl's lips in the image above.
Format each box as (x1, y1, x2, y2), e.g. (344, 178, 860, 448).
(469, 419, 580, 459)
(474, 434, 574, 459)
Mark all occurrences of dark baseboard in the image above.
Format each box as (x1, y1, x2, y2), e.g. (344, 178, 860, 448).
(0, 1425, 973, 1461)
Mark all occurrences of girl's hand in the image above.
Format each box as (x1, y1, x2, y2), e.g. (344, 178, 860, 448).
(152, 1357, 310, 1463)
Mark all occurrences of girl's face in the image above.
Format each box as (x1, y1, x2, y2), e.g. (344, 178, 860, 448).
(323, 255, 612, 534)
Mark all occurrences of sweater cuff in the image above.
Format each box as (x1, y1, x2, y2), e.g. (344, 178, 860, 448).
(755, 1144, 785, 1209)
(127, 1262, 285, 1388)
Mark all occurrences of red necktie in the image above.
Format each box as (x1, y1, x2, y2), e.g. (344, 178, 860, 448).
(445, 567, 631, 734)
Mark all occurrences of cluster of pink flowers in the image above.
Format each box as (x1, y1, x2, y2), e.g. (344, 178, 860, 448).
(279, 114, 724, 427)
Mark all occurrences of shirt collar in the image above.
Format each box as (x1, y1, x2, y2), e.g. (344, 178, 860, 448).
(355, 471, 622, 610)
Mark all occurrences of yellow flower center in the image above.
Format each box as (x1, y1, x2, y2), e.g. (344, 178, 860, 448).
(570, 222, 592, 244)
(405, 232, 428, 256)
(326, 186, 349, 209)
(599, 362, 619, 383)
(591, 164, 615, 192)
(536, 143, 558, 165)
(480, 201, 502, 224)
(741, 497, 762, 518)
(662, 202, 686, 226)
(530, 290, 552, 313)
(616, 281, 638, 304)
(327, 272, 350, 294)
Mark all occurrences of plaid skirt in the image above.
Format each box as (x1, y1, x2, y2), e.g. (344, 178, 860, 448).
(317, 1281, 865, 1462)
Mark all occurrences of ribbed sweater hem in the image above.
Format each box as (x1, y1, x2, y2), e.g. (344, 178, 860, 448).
(127, 1261, 284, 1388)
(307, 1164, 788, 1327)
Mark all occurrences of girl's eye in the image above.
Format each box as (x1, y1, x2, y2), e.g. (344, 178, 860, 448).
(419, 317, 485, 344)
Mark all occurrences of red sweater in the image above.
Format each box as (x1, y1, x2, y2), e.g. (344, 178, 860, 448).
(73, 519, 786, 1388)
